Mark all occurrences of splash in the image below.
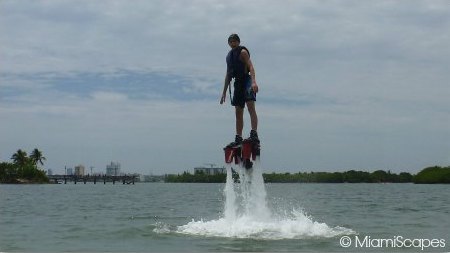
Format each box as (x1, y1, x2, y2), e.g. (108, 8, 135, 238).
(153, 221, 171, 234)
(176, 159, 354, 239)
(177, 209, 353, 239)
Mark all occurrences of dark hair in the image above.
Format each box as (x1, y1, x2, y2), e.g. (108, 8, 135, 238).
(228, 33, 240, 42)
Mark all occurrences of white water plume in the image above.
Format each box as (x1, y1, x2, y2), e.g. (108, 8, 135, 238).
(177, 158, 354, 239)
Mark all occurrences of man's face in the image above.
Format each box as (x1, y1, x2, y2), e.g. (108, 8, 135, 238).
(228, 39, 239, 49)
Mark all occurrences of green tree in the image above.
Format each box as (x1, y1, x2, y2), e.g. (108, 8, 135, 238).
(398, 172, 413, 182)
(413, 166, 450, 184)
(2, 149, 49, 183)
(0, 162, 18, 183)
(371, 170, 389, 182)
(11, 149, 29, 167)
(30, 148, 46, 167)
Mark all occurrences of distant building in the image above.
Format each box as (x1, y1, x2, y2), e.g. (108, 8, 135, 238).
(106, 162, 121, 176)
(66, 168, 73, 175)
(74, 165, 85, 176)
(194, 165, 225, 175)
(47, 169, 53, 176)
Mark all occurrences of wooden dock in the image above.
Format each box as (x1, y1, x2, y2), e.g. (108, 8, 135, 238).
(48, 175, 137, 184)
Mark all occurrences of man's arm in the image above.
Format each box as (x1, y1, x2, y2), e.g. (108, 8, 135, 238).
(220, 72, 232, 104)
(240, 49, 258, 93)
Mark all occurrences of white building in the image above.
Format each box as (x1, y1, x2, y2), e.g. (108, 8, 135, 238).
(74, 165, 85, 176)
(194, 165, 225, 175)
(106, 162, 121, 176)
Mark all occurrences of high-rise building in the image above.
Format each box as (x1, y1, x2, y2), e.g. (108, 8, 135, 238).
(74, 165, 85, 176)
(106, 162, 121, 176)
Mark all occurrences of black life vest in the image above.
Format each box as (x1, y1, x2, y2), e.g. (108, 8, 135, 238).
(226, 46, 250, 81)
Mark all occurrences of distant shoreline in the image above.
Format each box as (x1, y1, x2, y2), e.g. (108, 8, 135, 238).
(165, 166, 450, 184)
(2, 166, 449, 185)
(0, 178, 49, 184)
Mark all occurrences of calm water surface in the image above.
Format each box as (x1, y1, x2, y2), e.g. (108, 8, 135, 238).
(0, 183, 449, 252)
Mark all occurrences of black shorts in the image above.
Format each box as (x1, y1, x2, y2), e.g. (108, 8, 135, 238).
(231, 76, 256, 108)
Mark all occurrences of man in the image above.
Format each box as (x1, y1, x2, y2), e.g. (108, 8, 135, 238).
(220, 33, 260, 147)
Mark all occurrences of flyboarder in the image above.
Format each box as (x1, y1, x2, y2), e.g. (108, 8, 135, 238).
(220, 34, 260, 169)
(220, 33, 260, 146)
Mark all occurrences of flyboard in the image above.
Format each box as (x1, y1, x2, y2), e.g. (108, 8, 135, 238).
(223, 138, 260, 169)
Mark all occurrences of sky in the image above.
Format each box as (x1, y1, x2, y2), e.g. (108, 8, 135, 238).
(1, 0, 449, 175)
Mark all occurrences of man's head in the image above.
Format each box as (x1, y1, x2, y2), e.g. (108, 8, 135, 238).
(228, 33, 240, 48)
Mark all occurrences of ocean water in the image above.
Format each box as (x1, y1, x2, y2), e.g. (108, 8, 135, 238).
(0, 167, 449, 252)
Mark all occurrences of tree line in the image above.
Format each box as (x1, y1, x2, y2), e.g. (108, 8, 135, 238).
(263, 170, 414, 183)
(165, 166, 450, 184)
(413, 166, 450, 184)
(0, 149, 49, 183)
(165, 170, 226, 183)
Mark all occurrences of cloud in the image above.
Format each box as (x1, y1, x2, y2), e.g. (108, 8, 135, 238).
(90, 91, 127, 102)
(1, 0, 449, 173)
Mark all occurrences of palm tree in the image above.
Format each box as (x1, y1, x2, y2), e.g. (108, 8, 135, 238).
(11, 149, 29, 167)
(30, 148, 46, 167)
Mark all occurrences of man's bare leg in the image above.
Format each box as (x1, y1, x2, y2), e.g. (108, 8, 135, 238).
(235, 106, 244, 137)
(246, 101, 258, 132)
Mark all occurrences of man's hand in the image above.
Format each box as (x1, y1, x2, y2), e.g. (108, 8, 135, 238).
(220, 93, 226, 104)
(252, 82, 259, 93)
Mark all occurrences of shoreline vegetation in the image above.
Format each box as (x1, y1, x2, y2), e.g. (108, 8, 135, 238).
(0, 149, 49, 184)
(1, 149, 449, 184)
(165, 166, 450, 184)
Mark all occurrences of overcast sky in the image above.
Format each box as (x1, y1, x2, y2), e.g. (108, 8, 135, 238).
(1, 0, 449, 175)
